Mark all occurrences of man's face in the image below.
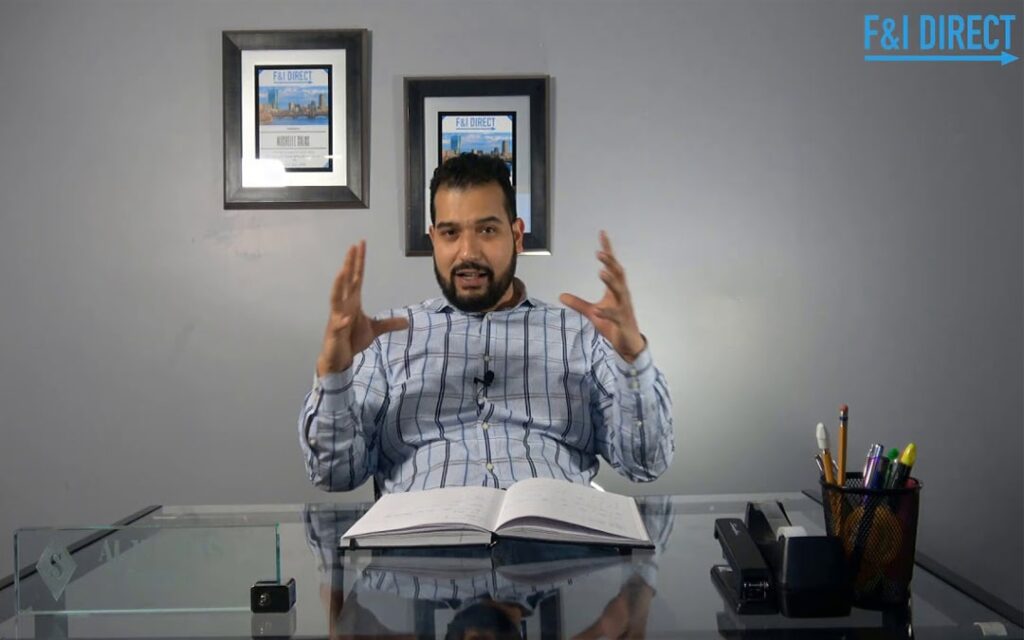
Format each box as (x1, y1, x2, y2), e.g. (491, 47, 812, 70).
(429, 182, 525, 313)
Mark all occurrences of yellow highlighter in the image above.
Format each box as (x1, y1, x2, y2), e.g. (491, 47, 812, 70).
(885, 443, 917, 489)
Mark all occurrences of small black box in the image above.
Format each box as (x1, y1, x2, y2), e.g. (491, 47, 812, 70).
(250, 578, 296, 613)
(746, 502, 852, 617)
(774, 535, 851, 617)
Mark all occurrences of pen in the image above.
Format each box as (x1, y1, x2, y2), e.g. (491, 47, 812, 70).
(886, 443, 917, 488)
(817, 423, 836, 485)
(838, 404, 849, 486)
(870, 454, 891, 489)
(861, 443, 880, 476)
(814, 454, 825, 476)
(862, 443, 885, 488)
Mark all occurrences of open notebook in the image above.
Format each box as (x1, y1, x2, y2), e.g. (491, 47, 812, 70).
(340, 477, 652, 549)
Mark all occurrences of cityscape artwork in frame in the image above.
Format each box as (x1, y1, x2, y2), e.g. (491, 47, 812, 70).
(404, 76, 550, 256)
(223, 30, 369, 209)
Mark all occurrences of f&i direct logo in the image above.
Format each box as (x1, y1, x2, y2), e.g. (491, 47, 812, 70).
(864, 13, 1018, 65)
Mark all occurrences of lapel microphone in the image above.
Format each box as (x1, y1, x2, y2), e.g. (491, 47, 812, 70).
(474, 370, 495, 387)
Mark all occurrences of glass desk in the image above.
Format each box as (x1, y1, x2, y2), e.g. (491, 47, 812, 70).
(0, 492, 1020, 639)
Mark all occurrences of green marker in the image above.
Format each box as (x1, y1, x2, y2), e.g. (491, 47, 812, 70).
(886, 443, 917, 489)
(883, 448, 900, 488)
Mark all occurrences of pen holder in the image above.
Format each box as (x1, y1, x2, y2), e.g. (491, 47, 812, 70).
(819, 472, 922, 609)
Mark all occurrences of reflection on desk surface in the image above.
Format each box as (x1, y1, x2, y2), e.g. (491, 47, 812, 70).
(304, 497, 672, 639)
(0, 493, 1020, 638)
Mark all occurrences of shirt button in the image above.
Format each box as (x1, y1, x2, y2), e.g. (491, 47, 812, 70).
(483, 355, 490, 362)
(308, 437, 317, 447)
(486, 463, 494, 471)
(630, 368, 638, 377)
(630, 382, 640, 391)
(635, 420, 643, 428)
(481, 422, 489, 430)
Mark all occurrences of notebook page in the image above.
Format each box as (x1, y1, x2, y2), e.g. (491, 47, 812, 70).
(495, 478, 649, 542)
(342, 486, 505, 539)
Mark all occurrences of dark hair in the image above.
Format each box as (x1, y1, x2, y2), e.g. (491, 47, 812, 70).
(444, 601, 522, 640)
(429, 153, 517, 225)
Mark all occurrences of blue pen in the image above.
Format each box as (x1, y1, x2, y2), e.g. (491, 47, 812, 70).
(869, 456, 890, 489)
(862, 443, 885, 488)
(861, 443, 881, 476)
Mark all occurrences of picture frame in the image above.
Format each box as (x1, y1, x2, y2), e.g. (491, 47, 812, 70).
(404, 76, 550, 256)
(222, 30, 370, 209)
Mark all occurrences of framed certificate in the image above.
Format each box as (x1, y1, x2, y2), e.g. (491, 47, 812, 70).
(438, 112, 517, 184)
(223, 30, 369, 208)
(404, 76, 550, 256)
(255, 65, 334, 172)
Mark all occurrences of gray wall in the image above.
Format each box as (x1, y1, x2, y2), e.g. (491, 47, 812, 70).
(1, 0, 1021, 609)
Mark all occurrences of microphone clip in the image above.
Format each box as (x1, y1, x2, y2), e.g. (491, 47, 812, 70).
(474, 370, 495, 387)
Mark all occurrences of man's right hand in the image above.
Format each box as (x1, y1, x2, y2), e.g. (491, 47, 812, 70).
(317, 241, 410, 376)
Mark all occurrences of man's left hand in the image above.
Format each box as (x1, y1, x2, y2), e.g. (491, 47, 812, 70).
(560, 231, 646, 363)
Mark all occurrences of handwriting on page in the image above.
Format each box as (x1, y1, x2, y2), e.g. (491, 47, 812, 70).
(344, 486, 504, 537)
(498, 478, 644, 540)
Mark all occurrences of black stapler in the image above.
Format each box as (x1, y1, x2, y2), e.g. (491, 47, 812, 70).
(711, 518, 778, 614)
(712, 502, 852, 618)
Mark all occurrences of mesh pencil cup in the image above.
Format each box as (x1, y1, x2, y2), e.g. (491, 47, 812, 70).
(820, 472, 922, 609)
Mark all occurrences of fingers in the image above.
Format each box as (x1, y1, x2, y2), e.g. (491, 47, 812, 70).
(596, 236, 625, 279)
(597, 250, 625, 280)
(354, 240, 366, 290)
(559, 293, 595, 317)
(596, 232, 629, 304)
(329, 314, 354, 332)
(330, 244, 357, 306)
(331, 241, 368, 308)
(370, 316, 410, 337)
(599, 268, 628, 304)
(594, 305, 623, 324)
(344, 241, 362, 295)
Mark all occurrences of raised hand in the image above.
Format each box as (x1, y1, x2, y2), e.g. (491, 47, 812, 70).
(560, 231, 646, 362)
(317, 241, 409, 376)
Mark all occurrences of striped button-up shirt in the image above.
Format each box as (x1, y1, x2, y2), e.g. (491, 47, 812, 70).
(299, 290, 674, 494)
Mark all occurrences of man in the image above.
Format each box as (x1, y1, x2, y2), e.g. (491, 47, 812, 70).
(299, 153, 673, 493)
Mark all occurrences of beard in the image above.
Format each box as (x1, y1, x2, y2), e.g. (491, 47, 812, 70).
(434, 251, 518, 313)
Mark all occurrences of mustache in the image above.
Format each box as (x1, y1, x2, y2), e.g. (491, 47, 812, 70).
(450, 261, 494, 278)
